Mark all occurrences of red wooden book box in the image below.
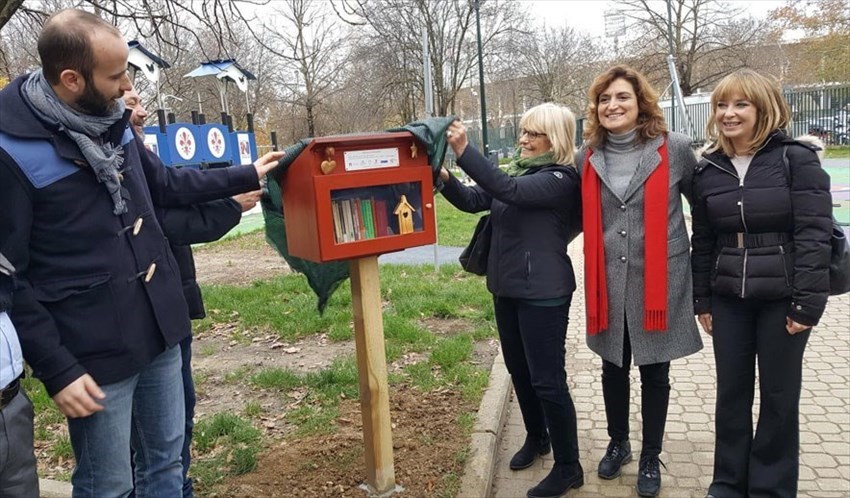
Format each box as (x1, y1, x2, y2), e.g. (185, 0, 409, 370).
(281, 132, 437, 262)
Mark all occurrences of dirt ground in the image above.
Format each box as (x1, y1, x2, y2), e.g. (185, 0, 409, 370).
(194, 231, 290, 285)
(190, 236, 498, 497)
(217, 385, 478, 498)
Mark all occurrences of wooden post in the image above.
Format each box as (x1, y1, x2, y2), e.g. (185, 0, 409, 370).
(349, 256, 396, 494)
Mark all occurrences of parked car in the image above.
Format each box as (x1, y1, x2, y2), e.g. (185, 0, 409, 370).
(809, 112, 850, 145)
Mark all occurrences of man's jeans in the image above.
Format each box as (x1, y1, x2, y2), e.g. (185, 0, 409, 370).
(68, 346, 184, 498)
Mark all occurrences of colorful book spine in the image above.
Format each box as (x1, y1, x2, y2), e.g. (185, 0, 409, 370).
(342, 199, 354, 242)
(354, 198, 365, 240)
(360, 198, 374, 239)
(374, 199, 389, 236)
(332, 200, 343, 243)
(368, 197, 379, 238)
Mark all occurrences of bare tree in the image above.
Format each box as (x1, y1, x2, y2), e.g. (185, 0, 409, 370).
(337, 0, 525, 117)
(273, 0, 348, 137)
(770, 0, 850, 83)
(615, 0, 778, 95)
(519, 26, 601, 108)
(0, 0, 287, 64)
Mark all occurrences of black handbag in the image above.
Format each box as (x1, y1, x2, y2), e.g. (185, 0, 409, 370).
(828, 223, 850, 295)
(782, 145, 850, 295)
(459, 214, 491, 276)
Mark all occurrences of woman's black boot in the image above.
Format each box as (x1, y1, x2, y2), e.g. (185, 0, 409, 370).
(510, 433, 551, 470)
(526, 462, 584, 498)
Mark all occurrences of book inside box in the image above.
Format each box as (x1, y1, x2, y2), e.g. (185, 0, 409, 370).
(330, 182, 425, 244)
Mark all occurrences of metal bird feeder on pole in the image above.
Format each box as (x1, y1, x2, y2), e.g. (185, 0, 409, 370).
(127, 40, 170, 133)
(184, 60, 257, 132)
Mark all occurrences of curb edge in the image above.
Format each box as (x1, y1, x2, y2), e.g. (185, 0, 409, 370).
(457, 347, 511, 498)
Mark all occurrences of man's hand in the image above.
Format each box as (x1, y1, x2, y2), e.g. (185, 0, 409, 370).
(253, 151, 286, 179)
(52, 374, 105, 418)
(786, 317, 810, 335)
(698, 313, 712, 336)
(232, 190, 261, 212)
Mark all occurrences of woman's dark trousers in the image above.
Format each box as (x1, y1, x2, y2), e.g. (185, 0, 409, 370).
(709, 295, 809, 498)
(493, 295, 580, 465)
(601, 322, 670, 459)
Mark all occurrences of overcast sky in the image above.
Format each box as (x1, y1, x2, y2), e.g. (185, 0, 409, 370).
(523, 0, 788, 39)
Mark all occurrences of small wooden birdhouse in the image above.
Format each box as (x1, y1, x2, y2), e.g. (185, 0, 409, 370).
(393, 195, 416, 235)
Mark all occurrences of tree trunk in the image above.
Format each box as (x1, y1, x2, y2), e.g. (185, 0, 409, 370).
(0, 0, 24, 32)
(306, 103, 315, 137)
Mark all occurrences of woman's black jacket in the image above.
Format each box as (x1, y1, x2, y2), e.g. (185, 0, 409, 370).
(691, 131, 832, 325)
(441, 146, 581, 300)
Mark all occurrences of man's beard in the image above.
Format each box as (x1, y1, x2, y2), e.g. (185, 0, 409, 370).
(133, 124, 146, 140)
(75, 78, 118, 116)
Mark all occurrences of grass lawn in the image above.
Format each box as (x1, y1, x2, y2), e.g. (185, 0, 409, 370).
(825, 146, 850, 159)
(434, 196, 482, 247)
(222, 212, 265, 239)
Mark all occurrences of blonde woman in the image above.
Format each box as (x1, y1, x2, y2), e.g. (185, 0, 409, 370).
(440, 103, 584, 497)
(692, 69, 832, 498)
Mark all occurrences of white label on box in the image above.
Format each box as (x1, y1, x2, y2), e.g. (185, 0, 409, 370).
(237, 133, 252, 165)
(343, 148, 400, 171)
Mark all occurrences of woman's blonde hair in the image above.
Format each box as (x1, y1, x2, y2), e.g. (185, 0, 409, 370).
(583, 65, 667, 149)
(706, 69, 790, 156)
(519, 102, 577, 167)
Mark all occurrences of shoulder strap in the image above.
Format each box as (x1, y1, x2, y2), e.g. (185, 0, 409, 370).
(782, 145, 790, 184)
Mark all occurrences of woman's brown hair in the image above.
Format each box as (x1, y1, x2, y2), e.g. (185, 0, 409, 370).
(583, 65, 667, 149)
(706, 69, 790, 156)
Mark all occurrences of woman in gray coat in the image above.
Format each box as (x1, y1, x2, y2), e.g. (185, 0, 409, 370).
(576, 66, 703, 498)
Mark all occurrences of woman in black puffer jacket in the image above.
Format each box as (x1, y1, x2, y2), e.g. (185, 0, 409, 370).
(691, 69, 832, 498)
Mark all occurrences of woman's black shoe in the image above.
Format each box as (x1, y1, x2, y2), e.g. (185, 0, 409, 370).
(510, 433, 551, 470)
(597, 438, 632, 479)
(636, 455, 666, 497)
(526, 462, 584, 498)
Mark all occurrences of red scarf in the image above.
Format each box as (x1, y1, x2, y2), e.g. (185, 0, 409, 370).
(582, 138, 669, 335)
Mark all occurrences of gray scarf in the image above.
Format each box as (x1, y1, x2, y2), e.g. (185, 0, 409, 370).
(21, 70, 127, 215)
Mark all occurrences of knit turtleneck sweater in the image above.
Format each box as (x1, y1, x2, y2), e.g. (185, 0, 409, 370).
(604, 128, 642, 199)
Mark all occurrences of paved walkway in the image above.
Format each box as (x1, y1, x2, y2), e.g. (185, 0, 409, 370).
(490, 239, 850, 498)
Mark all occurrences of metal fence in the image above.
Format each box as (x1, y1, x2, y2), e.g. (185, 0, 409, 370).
(463, 84, 850, 154)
